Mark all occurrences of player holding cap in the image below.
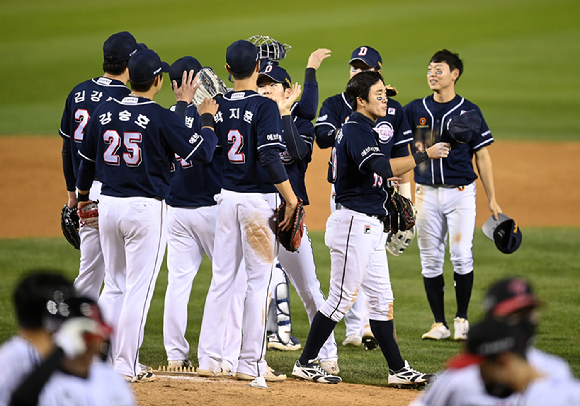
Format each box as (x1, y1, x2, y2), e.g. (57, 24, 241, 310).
(315, 46, 414, 350)
(196, 40, 298, 382)
(404, 49, 502, 341)
(411, 277, 574, 406)
(292, 71, 449, 385)
(59, 31, 140, 300)
(76, 48, 218, 382)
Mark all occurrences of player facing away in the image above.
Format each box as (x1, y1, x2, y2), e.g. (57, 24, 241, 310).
(76, 48, 218, 382)
(292, 71, 450, 385)
(196, 40, 298, 382)
(411, 277, 574, 406)
(59, 31, 140, 300)
(403, 50, 502, 341)
(315, 46, 414, 350)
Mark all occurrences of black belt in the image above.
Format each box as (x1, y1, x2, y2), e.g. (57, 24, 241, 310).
(336, 203, 388, 223)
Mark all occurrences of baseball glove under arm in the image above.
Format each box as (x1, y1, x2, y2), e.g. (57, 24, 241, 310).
(192, 67, 227, 107)
(275, 198, 305, 252)
(61, 204, 80, 249)
(386, 186, 416, 234)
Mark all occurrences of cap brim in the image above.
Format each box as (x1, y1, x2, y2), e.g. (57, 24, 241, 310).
(161, 62, 170, 73)
(447, 353, 484, 369)
(492, 294, 538, 317)
(258, 72, 281, 83)
(348, 57, 374, 68)
(482, 213, 512, 240)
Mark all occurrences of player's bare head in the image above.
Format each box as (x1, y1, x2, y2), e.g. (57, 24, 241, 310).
(128, 49, 170, 92)
(430, 49, 463, 82)
(169, 56, 202, 89)
(13, 270, 75, 331)
(226, 40, 260, 80)
(102, 31, 139, 76)
(349, 46, 382, 78)
(346, 70, 385, 110)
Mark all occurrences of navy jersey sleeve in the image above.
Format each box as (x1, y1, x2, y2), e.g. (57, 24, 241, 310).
(468, 106, 493, 151)
(315, 94, 350, 149)
(59, 93, 73, 139)
(345, 125, 383, 174)
(256, 98, 284, 152)
(291, 72, 318, 121)
(161, 109, 217, 164)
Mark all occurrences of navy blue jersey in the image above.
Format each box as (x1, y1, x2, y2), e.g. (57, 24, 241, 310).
(280, 113, 314, 205)
(79, 96, 216, 199)
(213, 90, 284, 193)
(59, 77, 131, 177)
(333, 112, 391, 216)
(167, 104, 223, 208)
(404, 94, 493, 185)
(290, 73, 318, 121)
(315, 92, 413, 156)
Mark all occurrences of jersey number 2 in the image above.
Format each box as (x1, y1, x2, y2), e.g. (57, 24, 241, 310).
(103, 130, 142, 167)
(227, 130, 245, 163)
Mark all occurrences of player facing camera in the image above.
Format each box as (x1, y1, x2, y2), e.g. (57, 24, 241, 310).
(257, 63, 292, 101)
(345, 71, 387, 119)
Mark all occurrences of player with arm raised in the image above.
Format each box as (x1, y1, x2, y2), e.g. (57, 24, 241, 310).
(76, 48, 218, 382)
(59, 32, 140, 300)
(292, 71, 448, 385)
(196, 40, 298, 384)
(315, 46, 414, 350)
(404, 50, 502, 342)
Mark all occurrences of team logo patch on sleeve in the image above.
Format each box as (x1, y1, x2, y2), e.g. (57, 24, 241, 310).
(364, 225, 371, 234)
(375, 122, 394, 143)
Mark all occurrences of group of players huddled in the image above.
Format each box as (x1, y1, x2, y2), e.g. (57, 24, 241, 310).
(1, 31, 578, 406)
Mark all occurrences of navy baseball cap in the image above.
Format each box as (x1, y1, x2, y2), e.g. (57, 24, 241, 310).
(129, 49, 170, 82)
(446, 110, 482, 144)
(482, 213, 522, 254)
(483, 277, 539, 317)
(447, 317, 530, 369)
(170, 56, 203, 86)
(258, 62, 292, 88)
(349, 46, 382, 70)
(226, 40, 259, 74)
(103, 31, 138, 64)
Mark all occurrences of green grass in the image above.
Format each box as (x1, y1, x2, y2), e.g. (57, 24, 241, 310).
(1, 228, 579, 385)
(1, 0, 579, 140)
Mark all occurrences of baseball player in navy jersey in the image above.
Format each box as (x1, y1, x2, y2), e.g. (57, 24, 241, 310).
(196, 40, 298, 383)
(0, 272, 75, 406)
(76, 48, 218, 382)
(403, 50, 502, 341)
(315, 46, 414, 350)
(292, 71, 449, 385)
(411, 277, 574, 406)
(59, 31, 139, 300)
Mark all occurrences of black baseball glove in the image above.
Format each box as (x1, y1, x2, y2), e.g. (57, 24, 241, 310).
(61, 204, 80, 249)
(275, 198, 305, 252)
(386, 186, 416, 234)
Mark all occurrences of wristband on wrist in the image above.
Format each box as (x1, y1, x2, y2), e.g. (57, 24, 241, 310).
(200, 113, 214, 129)
(77, 192, 89, 202)
(413, 151, 429, 165)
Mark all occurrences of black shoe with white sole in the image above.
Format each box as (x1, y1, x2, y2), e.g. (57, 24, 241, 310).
(292, 360, 341, 384)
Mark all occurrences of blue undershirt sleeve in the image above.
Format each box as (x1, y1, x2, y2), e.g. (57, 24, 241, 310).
(259, 148, 288, 185)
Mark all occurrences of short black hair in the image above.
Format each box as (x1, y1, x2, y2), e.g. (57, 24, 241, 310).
(129, 76, 158, 93)
(13, 270, 74, 330)
(103, 55, 129, 76)
(430, 49, 463, 81)
(345, 70, 384, 111)
(231, 66, 256, 81)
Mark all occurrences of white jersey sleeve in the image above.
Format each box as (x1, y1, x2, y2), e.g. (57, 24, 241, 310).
(0, 336, 42, 406)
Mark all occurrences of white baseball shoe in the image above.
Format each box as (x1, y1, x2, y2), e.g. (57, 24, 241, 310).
(236, 365, 286, 382)
(388, 360, 435, 387)
(167, 359, 193, 369)
(126, 370, 156, 383)
(453, 317, 469, 341)
(267, 333, 301, 351)
(292, 360, 341, 384)
(319, 360, 340, 374)
(362, 330, 378, 350)
(342, 334, 362, 346)
(421, 322, 450, 340)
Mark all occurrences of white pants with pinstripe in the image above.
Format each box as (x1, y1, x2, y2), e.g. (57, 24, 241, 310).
(97, 195, 166, 378)
(320, 207, 395, 323)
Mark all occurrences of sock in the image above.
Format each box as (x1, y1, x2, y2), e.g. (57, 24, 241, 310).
(298, 311, 337, 365)
(454, 271, 473, 319)
(423, 275, 446, 326)
(370, 319, 405, 371)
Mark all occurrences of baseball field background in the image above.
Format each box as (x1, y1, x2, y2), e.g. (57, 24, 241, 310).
(0, 0, 579, 404)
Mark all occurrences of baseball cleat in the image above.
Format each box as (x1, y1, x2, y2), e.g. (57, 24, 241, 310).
(319, 360, 340, 375)
(197, 369, 222, 377)
(236, 366, 286, 382)
(131, 370, 156, 383)
(139, 363, 153, 373)
(453, 317, 469, 341)
(342, 334, 362, 347)
(362, 331, 378, 350)
(421, 322, 450, 340)
(167, 359, 193, 369)
(292, 360, 342, 384)
(267, 333, 301, 351)
(388, 361, 435, 388)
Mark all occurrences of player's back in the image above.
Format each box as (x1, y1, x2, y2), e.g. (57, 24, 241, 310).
(214, 90, 284, 193)
(60, 77, 130, 176)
